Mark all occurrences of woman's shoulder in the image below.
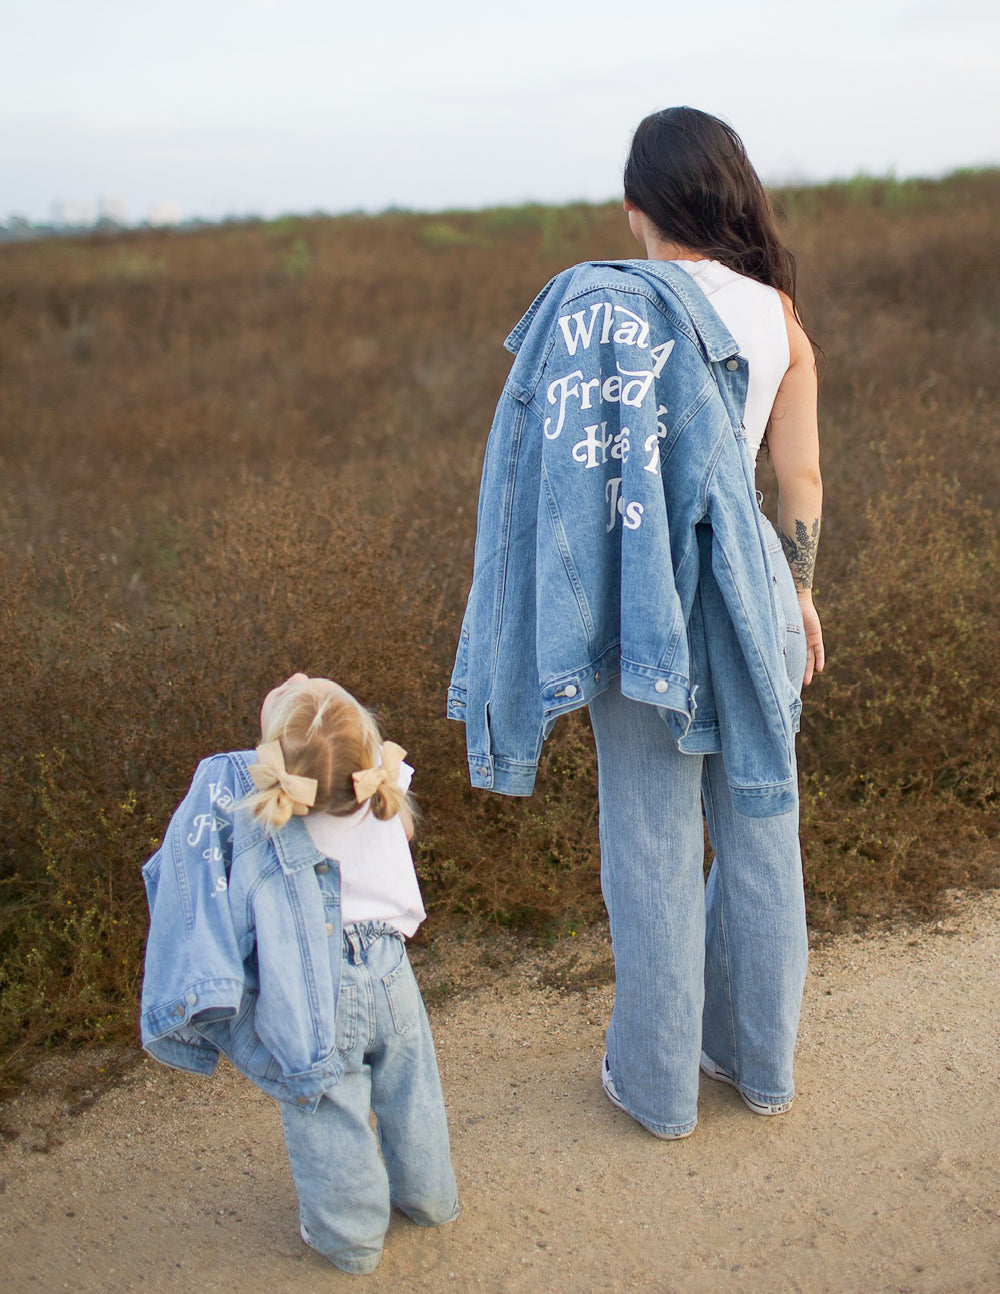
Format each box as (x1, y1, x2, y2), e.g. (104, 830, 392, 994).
(680, 258, 782, 305)
(775, 291, 815, 370)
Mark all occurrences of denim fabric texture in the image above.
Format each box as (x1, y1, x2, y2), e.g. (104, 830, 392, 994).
(279, 922, 459, 1274)
(591, 544, 808, 1135)
(448, 259, 801, 815)
(140, 751, 347, 1107)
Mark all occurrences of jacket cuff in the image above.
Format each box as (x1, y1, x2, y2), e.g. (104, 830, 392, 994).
(466, 754, 537, 796)
(140, 977, 243, 1042)
(271, 1052, 346, 1107)
(142, 1034, 221, 1076)
(446, 686, 467, 722)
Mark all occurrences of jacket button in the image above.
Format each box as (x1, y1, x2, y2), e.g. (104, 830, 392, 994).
(185, 992, 198, 1006)
(563, 684, 578, 698)
(476, 766, 488, 776)
(594, 672, 601, 684)
(315, 862, 330, 874)
(325, 922, 334, 936)
(296, 1096, 309, 1105)
(654, 680, 668, 693)
(726, 358, 739, 371)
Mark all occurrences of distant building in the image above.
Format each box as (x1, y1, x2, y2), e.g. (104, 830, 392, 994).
(51, 199, 95, 228)
(147, 201, 181, 226)
(98, 194, 126, 225)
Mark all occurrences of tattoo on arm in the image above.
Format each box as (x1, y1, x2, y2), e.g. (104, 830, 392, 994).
(779, 517, 821, 591)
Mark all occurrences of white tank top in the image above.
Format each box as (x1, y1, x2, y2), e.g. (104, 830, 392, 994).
(673, 259, 789, 459)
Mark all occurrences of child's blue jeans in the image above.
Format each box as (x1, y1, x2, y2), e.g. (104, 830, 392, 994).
(279, 922, 459, 1275)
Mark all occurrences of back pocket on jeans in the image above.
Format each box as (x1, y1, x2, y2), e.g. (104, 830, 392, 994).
(382, 956, 420, 1037)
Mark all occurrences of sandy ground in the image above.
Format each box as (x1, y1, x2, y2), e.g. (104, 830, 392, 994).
(2, 890, 1000, 1294)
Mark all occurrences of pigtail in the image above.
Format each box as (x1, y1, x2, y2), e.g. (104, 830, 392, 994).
(368, 778, 416, 839)
(351, 739, 417, 837)
(248, 781, 296, 832)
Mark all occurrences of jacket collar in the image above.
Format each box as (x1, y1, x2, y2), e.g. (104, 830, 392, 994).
(270, 814, 328, 875)
(504, 259, 740, 365)
(503, 266, 576, 355)
(612, 259, 741, 363)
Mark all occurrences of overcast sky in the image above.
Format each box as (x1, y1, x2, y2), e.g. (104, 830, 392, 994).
(2, 0, 997, 224)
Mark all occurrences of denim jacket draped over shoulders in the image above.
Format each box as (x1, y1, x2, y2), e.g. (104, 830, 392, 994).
(447, 259, 801, 817)
(140, 750, 345, 1109)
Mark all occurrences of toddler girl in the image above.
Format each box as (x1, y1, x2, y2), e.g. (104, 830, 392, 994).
(140, 673, 459, 1274)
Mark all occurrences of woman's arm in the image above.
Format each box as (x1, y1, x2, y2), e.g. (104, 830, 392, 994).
(767, 294, 825, 686)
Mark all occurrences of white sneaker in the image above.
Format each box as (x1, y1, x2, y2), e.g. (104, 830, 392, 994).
(601, 1052, 627, 1112)
(699, 1052, 792, 1116)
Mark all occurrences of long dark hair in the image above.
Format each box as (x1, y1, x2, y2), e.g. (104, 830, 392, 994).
(624, 107, 800, 315)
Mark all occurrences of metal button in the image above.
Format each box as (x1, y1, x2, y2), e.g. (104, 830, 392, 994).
(315, 862, 330, 874)
(325, 922, 334, 936)
(185, 992, 197, 1006)
(476, 766, 489, 776)
(654, 680, 668, 694)
(563, 684, 578, 698)
(726, 358, 739, 371)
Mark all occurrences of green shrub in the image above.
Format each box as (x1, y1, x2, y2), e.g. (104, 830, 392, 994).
(419, 219, 480, 249)
(797, 464, 1000, 920)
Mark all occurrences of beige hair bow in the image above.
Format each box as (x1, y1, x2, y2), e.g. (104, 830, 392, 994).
(352, 741, 406, 805)
(250, 741, 318, 816)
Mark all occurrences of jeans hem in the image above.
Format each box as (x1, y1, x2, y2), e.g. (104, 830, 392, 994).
(739, 1085, 795, 1111)
(630, 1112, 698, 1140)
(701, 1052, 795, 1113)
(329, 1255, 383, 1275)
(397, 1201, 461, 1228)
(302, 1226, 383, 1275)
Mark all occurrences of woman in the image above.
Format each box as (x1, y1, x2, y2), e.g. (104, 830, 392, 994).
(449, 106, 823, 1139)
(595, 107, 823, 1136)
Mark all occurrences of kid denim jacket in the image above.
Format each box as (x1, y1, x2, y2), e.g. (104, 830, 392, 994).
(447, 259, 801, 817)
(140, 751, 344, 1109)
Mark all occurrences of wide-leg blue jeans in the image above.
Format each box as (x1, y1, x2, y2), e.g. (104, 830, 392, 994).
(279, 923, 459, 1274)
(590, 518, 808, 1136)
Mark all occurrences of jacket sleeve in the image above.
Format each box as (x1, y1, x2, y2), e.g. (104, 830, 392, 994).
(702, 493, 799, 817)
(139, 754, 246, 1070)
(447, 387, 546, 795)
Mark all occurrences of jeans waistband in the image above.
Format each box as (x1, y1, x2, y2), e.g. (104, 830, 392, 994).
(342, 921, 400, 961)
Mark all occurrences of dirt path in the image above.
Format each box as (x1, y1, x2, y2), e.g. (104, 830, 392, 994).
(3, 891, 1000, 1293)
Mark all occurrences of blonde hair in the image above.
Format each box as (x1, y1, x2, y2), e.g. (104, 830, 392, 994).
(246, 681, 415, 834)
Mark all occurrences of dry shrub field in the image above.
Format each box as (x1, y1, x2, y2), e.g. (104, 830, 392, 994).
(1, 174, 998, 1084)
